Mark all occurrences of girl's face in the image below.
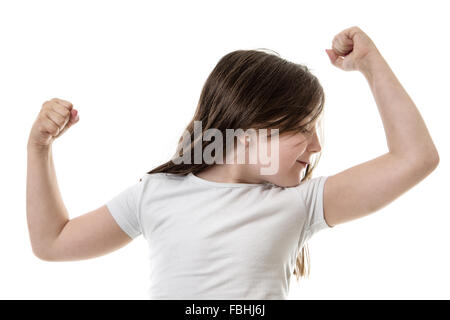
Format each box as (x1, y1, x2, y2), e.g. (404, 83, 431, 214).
(251, 119, 322, 187)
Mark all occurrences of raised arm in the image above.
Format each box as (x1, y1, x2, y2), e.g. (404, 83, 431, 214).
(322, 27, 439, 227)
(26, 98, 132, 261)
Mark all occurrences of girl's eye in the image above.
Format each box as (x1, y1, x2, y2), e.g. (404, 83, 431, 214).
(302, 123, 318, 135)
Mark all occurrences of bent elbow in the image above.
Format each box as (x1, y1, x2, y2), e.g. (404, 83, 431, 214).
(420, 152, 440, 177)
(406, 148, 440, 172)
(432, 152, 440, 168)
(33, 250, 50, 261)
(427, 143, 440, 168)
(32, 245, 58, 262)
(425, 150, 440, 172)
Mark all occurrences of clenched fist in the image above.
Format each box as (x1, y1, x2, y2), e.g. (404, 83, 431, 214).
(28, 98, 79, 148)
(325, 26, 381, 72)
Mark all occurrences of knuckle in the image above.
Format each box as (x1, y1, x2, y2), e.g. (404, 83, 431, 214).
(51, 113, 64, 127)
(53, 104, 69, 116)
(42, 102, 51, 110)
(44, 113, 56, 126)
(49, 122, 59, 134)
(62, 108, 70, 116)
(333, 37, 342, 46)
(59, 99, 73, 108)
(45, 101, 55, 110)
(55, 119, 64, 128)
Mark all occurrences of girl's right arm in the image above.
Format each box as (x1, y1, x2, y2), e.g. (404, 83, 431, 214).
(27, 98, 132, 261)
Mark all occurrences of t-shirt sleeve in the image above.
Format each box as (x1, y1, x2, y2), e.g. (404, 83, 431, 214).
(295, 175, 333, 242)
(105, 177, 144, 239)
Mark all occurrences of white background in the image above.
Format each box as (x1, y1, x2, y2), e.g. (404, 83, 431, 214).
(0, 0, 448, 299)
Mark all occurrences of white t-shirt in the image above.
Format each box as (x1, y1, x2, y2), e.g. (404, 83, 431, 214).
(106, 172, 332, 299)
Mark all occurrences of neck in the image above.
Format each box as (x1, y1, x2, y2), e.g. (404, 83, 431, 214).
(195, 163, 264, 184)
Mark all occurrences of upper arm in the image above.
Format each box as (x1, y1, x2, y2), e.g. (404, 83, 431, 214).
(323, 152, 439, 227)
(38, 177, 146, 261)
(40, 205, 133, 261)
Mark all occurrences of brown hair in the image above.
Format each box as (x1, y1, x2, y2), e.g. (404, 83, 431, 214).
(144, 49, 325, 282)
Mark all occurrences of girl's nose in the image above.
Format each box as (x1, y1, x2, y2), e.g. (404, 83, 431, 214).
(308, 130, 322, 153)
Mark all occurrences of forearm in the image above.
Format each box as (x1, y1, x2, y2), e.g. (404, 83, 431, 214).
(26, 142, 69, 257)
(361, 53, 439, 163)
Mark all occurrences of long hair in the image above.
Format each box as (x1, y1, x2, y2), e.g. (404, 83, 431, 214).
(144, 49, 325, 282)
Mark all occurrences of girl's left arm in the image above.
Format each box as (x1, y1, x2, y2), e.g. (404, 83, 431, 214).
(323, 44, 439, 228)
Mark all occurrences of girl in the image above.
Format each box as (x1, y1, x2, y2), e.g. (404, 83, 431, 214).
(26, 26, 439, 299)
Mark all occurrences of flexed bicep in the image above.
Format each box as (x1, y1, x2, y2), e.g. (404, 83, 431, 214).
(323, 153, 438, 228)
(37, 205, 133, 262)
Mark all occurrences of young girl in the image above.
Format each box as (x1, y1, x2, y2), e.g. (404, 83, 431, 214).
(26, 26, 439, 299)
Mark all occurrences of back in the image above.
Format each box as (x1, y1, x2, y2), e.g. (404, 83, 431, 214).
(106, 172, 331, 299)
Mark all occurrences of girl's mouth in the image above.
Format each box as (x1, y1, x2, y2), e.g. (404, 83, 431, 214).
(296, 160, 307, 167)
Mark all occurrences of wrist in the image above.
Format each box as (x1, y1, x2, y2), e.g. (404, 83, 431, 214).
(27, 140, 52, 154)
(358, 50, 390, 82)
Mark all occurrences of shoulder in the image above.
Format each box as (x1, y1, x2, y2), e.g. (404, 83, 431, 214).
(140, 172, 188, 182)
(286, 175, 329, 199)
(138, 172, 191, 191)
